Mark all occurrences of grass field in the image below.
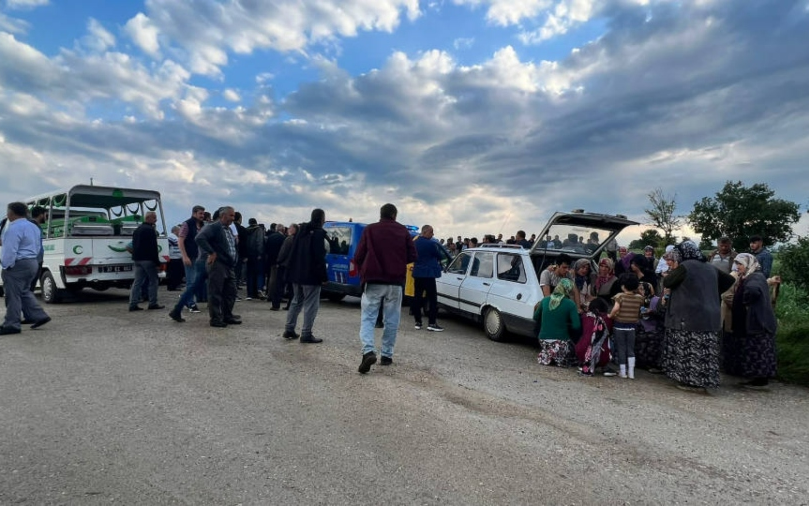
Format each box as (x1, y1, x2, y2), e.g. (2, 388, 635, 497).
(774, 282, 809, 386)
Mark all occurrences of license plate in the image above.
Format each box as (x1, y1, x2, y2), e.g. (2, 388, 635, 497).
(99, 265, 133, 273)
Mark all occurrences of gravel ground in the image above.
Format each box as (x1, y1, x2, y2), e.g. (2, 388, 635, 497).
(1, 287, 807, 505)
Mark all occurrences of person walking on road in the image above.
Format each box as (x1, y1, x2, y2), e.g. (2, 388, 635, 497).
(411, 225, 444, 332)
(354, 203, 417, 373)
(283, 210, 328, 343)
(1, 202, 50, 334)
(128, 211, 163, 311)
(195, 207, 241, 328)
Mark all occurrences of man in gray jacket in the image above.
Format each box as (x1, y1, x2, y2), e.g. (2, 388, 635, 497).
(196, 206, 241, 328)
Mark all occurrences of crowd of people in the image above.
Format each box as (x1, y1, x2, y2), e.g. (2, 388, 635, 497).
(531, 237, 779, 393)
(1, 199, 781, 388)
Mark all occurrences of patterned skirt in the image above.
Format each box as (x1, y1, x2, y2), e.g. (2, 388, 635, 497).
(538, 339, 576, 367)
(741, 332, 777, 379)
(661, 329, 720, 388)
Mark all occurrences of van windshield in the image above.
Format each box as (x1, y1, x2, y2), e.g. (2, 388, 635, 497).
(326, 226, 352, 255)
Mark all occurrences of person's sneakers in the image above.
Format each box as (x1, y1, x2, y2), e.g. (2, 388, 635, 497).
(300, 336, 323, 344)
(427, 324, 444, 332)
(147, 304, 165, 310)
(235, 296, 243, 301)
(0, 326, 21, 335)
(224, 318, 242, 325)
(21, 319, 35, 325)
(210, 321, 228, 328)
(358, 352, 377, 374)
(188, 304, 201, 313)
(282, 330, 299, 339)
(30, 316, 52, 329)
(129, 305, 143, 312)
(245, 296, 253, 301)
(380, 356, 393, 366)
(414, 322, 423, 330)
(602, 371, 617, 377)
(269, 306, 280, 311)
(169, 310, 186, 323)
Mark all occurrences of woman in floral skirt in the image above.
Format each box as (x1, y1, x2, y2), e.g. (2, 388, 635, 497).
(534, 278, 582, 367)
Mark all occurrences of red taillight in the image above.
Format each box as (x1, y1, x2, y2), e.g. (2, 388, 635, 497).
(349, 260, 357, 277)
(65, 265, 92, 276)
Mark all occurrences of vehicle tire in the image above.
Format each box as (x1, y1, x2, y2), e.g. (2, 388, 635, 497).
(0, 285, 4, 297)
(483, 307, 506, 342)
(41, 271, 63, 304)
(325, 292, 346, 302)
(93, 285, 110, 292)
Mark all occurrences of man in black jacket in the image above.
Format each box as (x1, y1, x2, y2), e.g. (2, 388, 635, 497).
(128, 212, 163, 311)
(283, 209, 327, 343)
(264, 223, 286, 310)
(196, 206, 240, 328)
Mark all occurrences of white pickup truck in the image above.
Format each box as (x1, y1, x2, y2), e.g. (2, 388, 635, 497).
(0, 184, 170, 303)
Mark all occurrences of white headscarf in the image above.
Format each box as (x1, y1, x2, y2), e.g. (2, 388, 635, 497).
(734, 252, 760, 278)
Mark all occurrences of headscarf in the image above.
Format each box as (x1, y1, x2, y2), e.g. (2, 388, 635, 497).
(676, 240, 704, 262)
(596, 257, 615, 293)
(733, 252, 760, 278)
(620, 251, 635, 271)
(573, 259, 590, 291)
(663, 248, 681, 263)
(549, 278, 573, 311)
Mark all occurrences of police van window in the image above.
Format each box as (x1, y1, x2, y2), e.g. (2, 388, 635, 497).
(497, 254, 526, 283)
(447, 252, 472, 275)
(470, 252, 494, 278)
(326, 227, 352, 255)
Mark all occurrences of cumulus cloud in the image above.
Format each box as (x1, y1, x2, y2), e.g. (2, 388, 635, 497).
(222, 88, 241, 102)
(453, 37, 475, 49)
(5, 0, 48, 9)
(126, 0, 422, 75)
(124, 12, 160, 56)
(82, 18, 116, 52)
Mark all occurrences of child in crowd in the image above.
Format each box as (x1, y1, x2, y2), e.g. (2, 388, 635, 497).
(608, 274, 644, 379)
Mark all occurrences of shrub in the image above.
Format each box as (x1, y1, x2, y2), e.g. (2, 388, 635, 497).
(775, 283, 809, 386)
(777, 237, 809, 291)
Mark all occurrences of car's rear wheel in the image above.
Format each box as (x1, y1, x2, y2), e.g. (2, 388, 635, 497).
(324, 292, 346, 302)
(483, 307, 506, 342)
(41, 271, 63, 304)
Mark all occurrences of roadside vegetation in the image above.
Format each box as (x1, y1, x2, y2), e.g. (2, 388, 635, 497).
(773, 244, 809, 386)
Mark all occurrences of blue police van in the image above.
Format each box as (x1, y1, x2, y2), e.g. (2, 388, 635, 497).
(322, 221, 420, 302)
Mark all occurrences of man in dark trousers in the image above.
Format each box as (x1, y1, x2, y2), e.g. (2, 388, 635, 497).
(354, 203, 417, 373)
(283, 209, 327, 343)
(264, 223, 286, 310)
(244, 218, 265, 299)
(195, 206, 240, 328)
(411, 224, 444, 332)
(1, 202, 50, 334)
(128, 211, 163, 311)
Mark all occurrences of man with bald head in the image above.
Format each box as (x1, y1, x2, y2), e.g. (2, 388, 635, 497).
(129, 211, 164, 311)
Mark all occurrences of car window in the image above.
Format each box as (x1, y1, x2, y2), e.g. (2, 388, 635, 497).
(326, 226, 352, 255)
(447, 252, 472, 274)
(470, 252, 494, 278)
(497, 254, 527, 283)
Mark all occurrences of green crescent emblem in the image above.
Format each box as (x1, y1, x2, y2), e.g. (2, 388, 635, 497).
(73, 245, 83, 254)
(108, 244, 129, 253)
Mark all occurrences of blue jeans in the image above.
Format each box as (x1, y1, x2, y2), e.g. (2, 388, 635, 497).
(360, 284, 402, 358)
(129, 260, 158, 307)
(184, 263, 197, 305)
(174, 260, 207, 312)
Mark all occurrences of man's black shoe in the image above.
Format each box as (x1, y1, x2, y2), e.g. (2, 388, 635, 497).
(210, 321, 228, 328)
(375, 321, 384, 329)
(224, 318, 242, 325)
(300, 336, 323, 344)
(0, 326, 22, 335)
(231, 314, 241, 319)
(129, 305, 143, 311)
(380, 356, 393, 366)
(21, 319, 34, 325)
(148, 304, 165, 310)
(282, 330, 299, 339)
(169, 310, 186, 323)
(269, 306, 280, 311)
(30, 316, 51, 329)
(358, 352, 377, 374)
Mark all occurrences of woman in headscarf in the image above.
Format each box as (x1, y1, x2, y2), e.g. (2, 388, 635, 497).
(730, 253, 778, 390)
(614, 247, 633, 276)
(629, 255, 656, 303)
(661, 241, 735, 392)
(573, 258, 594, 311)
(534, 278, 582, 367)
(593, 257, 618, 306)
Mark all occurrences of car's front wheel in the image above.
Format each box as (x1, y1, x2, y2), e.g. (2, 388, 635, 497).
(40, 271, 62, 304)
(483, 307, 506, 342)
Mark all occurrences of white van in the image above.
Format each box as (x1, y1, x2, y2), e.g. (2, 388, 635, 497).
(0, 185, 169, 303)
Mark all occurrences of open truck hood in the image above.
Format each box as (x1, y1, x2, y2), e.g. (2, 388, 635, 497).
(529, 211, 638, 260)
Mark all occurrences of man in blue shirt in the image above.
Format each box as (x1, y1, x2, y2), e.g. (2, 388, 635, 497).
(749, 235, 774, 278)
(1, 202, 50, 334)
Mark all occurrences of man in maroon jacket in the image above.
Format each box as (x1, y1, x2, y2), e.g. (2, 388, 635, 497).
(354, 203, 417, 373)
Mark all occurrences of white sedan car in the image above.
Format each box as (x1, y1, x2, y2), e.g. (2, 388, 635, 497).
(436, 211, 637, 341)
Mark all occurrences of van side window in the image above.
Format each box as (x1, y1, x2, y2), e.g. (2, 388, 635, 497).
(497, 254, 526, 283)
(470, 252, 494, 278)
(326, 226, 352, 255)
(447, 252, 472, 275)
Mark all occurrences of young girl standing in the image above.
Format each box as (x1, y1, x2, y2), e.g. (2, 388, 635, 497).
(609, 274, 645, 379)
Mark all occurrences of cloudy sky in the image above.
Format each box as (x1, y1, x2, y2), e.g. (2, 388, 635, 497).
(1, 0, 807, 242)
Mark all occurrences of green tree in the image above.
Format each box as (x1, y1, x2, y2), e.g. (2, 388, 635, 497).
(688, 181, 801, 252)
(628, 229, 663, 250)
(698, 237, 714, 251)
(645, 188, 682, 245)
(778, 236, 809, 290)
